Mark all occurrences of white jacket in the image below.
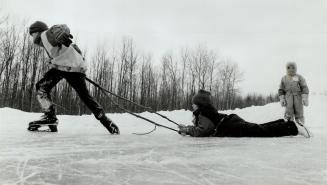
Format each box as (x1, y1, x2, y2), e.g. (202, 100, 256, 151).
(40, 31, 87, 73)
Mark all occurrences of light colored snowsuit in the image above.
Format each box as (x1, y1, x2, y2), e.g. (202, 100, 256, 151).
(278, 74, 309, 124)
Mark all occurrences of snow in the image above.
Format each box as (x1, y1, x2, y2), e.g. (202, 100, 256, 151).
(1, 95, 327, 185)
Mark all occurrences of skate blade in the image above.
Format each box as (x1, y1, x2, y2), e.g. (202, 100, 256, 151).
(28, 127, 57, 132)
(28, 123, 58, 132)
(28, 129, 53, 132)
(29, 122, 58, 126)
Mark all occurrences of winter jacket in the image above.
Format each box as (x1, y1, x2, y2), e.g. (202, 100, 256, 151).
(184, 106, 227, 137)
(40, 26, 87, 73)
(185, 112, 243, 137)
(185, 114, 217, 137)
(278, 74, 309, 96)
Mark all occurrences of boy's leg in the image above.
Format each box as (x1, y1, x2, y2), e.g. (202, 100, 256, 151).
(242, 120, 298, 137)
(217, 114, 298, 137)
(29, 69, 63, 131)
(294, 95, 305, 124)
(64, 72, 119, 134)
(35, 69, 63, 117)
(284, 94, 295, 121)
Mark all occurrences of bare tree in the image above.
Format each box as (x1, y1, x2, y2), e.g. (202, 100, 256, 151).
(139, 53, 159, 110)
(0, 24, 19, 106)
(217, 59, 243, 109)
(29, 47, 45, 111)
(0, 17, 279, 114)
(179, 48, 190, 107)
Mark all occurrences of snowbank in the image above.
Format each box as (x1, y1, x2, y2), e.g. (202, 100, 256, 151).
(1, 94, 326, 135)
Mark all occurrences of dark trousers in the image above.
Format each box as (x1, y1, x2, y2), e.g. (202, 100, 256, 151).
(215, 114, 298, 137)
(36, 68, 104, 119)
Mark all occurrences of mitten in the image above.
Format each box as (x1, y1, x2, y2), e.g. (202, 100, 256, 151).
(279, 95, 286, 107)
(302, 94, 309, 106)
(50, 24, 73, 47)
(178, 125, 190, 136)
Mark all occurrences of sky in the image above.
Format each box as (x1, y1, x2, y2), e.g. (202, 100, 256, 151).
(1, 0, 327, 95)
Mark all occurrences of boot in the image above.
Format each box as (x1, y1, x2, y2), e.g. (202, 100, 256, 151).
(99, 115, 120, 134)
(28, 113, 58, 132)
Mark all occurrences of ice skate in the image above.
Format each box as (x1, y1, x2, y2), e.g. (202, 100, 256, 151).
(28, 114, 58, 132)
(99, 115, 120, 134)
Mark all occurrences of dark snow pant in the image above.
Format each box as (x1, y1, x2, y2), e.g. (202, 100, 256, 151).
(215, 114, 298, 137)
(36, 68, 104, 119)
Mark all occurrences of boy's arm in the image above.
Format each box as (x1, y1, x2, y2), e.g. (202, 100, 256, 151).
(298, 75, 309, 106)
(180, 115, 215, 137)
(278, 77, 286, 96)
(299, 75, 309, 94)
(278, 77, 287, 107)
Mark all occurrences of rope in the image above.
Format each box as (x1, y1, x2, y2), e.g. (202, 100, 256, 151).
(87, 77, 179, 133)
(132, 125, 157, 135)
(85, 77, 181, 126)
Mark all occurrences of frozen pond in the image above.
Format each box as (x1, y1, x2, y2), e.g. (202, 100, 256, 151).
(1, 95, 327, 184)
(1, 132, 326, 185)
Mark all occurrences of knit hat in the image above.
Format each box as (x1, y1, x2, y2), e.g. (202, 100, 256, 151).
(286, 61, 297, 76)
(29, 21, 48, 35)
(192, 90, 213, 106)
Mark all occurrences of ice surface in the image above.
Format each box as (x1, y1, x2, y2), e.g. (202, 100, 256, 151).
(1, 95, 327, 185)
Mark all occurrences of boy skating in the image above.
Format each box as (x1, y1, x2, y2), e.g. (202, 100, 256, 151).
(27, 21, 119, 134)
(278, 62, 309, 125)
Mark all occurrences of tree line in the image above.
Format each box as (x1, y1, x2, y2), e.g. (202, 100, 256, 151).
(0, 18, 278, 115)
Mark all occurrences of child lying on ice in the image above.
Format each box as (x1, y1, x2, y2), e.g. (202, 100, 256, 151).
(178, 90, 310, 138)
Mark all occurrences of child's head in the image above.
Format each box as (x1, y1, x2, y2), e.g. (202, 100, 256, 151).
(192, 89, 213, 108)
(286, 61, 297, 76)
(29, 21, 48, 46)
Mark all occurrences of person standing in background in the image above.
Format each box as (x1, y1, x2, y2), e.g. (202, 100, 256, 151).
(278, 62, 309, 125)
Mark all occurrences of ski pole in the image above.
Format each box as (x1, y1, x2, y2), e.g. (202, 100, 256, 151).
(85, 77, 181, 126)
